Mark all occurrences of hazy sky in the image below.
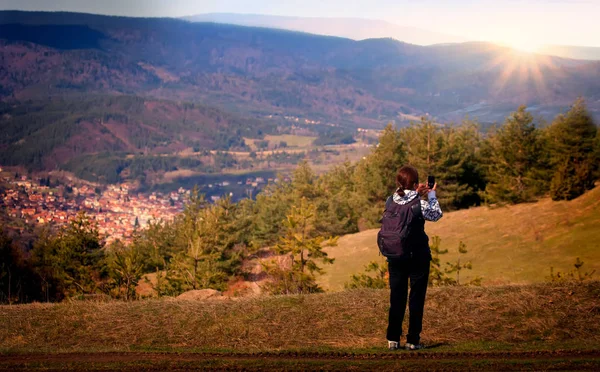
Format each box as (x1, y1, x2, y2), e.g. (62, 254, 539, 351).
(1, 0, 599, 48)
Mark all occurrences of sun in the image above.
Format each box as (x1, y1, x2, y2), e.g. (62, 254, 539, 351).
(511, 42, 541, 54)
(501, 39, 542, 54)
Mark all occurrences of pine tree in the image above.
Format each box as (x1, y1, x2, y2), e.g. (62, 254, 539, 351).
(402, 117, 484, 209)
(314, 161, 359, 236)
(0, 229, 40, 304)
(165, 194, 249, 293)
(444, 120, 486, 208)
(546, 99, 598, 200)
(594, 130, 600, 181)
(353, 123, 406, 227)
(0, 230, 18, 303)
(402, 117, 444, 176)
(134, 218, 179, 272)
(209, 196, 250, 279)
(482, 106, 544, 204)
(444, 241, 481, 286)
(265, 198, 337, 294)
(30, 212, 106, 298)
(291, 160, 318, 199)
(355, 123, 406, 202)
(107, 240, 144, 300)
(345, 261, 388, 289)
(252, 180, 294, 246)
(428, 236, 452, 286)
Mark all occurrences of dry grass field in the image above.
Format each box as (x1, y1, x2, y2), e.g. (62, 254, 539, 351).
(2, 283, 599, 370)
(264, 134, 317, 148)
(1, 282, 599, 353)
(244, 135, 316, 151)
(320, 186, 600, 291)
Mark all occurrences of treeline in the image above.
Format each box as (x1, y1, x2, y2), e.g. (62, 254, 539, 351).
(1, 99, 598, 303)
(62, 153, 205, 184)
(483, 100, 599, 202)
(313, 130, 356, 146)
(62, 150, 312, 185)
(0, 197, 252, 302)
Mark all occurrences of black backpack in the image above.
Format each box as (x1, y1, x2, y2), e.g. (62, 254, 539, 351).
(377, 195, 423, 259)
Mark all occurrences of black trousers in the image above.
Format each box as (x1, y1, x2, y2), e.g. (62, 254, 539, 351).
(386, 257, 430, 344)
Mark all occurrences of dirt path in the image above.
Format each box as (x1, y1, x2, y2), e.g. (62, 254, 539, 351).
(2, 350, 599, 371)
(1, 349, 600, 361)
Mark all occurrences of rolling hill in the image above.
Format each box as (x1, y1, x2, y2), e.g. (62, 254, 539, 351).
(319, 185, 600, 291)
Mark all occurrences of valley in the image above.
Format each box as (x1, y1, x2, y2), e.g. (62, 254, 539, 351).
(2, 11, 600, 193)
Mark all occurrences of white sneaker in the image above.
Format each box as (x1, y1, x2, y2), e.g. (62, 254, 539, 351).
(405, 342, 425, 350)
(388, 341, 399, 351)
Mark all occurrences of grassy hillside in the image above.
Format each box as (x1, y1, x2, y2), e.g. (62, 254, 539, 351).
(1, 282, 598, 354)
(319, 186, 600, 291)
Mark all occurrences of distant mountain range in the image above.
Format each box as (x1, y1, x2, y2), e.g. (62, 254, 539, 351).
(537, 45, 600, 61)
(183, 13, 600, 61)
(1, 11, 600, 174)
(182, 13, 467, 46)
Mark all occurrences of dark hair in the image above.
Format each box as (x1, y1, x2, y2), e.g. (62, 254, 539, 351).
(395, 165, 419, 196)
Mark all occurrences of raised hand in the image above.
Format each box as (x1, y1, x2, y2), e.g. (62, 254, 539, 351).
(416, 183, 429, 196)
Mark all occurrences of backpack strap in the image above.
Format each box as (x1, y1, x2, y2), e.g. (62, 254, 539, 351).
(411, 200, 423, 220)
(379, 196, 394, 224)
(385, 195, 394, 211)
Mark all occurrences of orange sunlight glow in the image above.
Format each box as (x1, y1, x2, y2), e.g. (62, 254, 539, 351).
(484, 48, 561, 99)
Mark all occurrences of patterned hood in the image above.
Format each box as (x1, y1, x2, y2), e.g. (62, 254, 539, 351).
(392, 190, 419, 205)
(391, 189, 443, 222)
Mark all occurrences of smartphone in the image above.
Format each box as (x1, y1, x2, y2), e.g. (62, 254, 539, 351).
(427, 175, 435, 189)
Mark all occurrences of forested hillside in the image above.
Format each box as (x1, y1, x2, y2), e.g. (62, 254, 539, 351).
(0, 96, 273, 175)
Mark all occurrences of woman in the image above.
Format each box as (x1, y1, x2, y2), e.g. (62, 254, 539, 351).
(386, 165, 443, 351)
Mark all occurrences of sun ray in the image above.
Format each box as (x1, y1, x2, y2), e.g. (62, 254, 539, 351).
(483, 45, 562, 103)
(492, 58, 518, 95)
(518, 56, 531, 85)
(484, 53, 510, 72)
(529, 58, 548, 99)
